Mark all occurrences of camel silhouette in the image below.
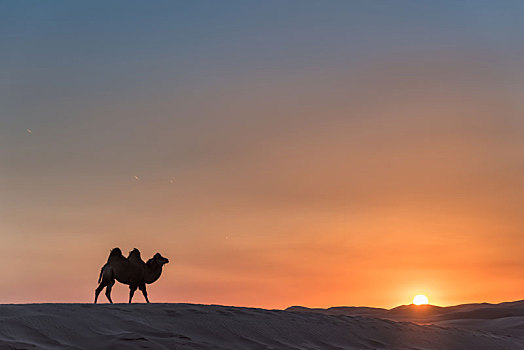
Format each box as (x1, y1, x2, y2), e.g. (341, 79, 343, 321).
(94, 248, 169, 304)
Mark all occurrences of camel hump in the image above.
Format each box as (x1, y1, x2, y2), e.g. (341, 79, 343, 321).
(128, 248, 144, 264)
(107, 248, 124, 262)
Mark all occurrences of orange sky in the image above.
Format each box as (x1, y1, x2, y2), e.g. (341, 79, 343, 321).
(1, 2, 524, 308)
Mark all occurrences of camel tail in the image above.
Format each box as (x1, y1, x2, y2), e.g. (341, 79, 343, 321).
(98, 267, 104, 283)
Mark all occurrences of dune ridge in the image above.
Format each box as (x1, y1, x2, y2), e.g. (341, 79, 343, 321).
(287, 299, 524, 323)
(0, 303, 523, 349)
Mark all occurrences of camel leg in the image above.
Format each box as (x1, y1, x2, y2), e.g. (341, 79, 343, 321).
(105, 280, 115, 304)
(129, 285, 137, 303)
(139, 284, 150, 303)
(94, 281, 108, 304)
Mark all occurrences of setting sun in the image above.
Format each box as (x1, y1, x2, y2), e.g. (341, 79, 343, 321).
(413, 295, 429, 305)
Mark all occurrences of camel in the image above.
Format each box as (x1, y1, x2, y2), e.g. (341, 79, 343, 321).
(94, 248, 169, 304)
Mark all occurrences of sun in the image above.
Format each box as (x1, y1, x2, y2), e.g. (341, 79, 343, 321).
(413, 294, 429, 305)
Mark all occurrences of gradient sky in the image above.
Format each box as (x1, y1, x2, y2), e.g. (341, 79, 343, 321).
(2, 1, 524, 308)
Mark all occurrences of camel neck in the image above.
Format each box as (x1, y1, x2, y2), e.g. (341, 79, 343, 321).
(145, 261, 163, 284)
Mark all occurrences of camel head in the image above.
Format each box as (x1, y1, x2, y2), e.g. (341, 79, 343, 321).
(152, 252, 169, 265)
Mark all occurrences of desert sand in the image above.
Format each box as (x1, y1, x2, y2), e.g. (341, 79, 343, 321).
(0, 302, 523, 349)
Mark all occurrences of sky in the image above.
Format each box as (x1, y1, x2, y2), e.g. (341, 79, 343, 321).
(1, 1, 524, 309)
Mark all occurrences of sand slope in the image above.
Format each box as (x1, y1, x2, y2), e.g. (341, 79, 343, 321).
(0, 303, 523, 349)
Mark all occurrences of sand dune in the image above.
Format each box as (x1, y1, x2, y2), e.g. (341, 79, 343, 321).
(0, 303, 523, 349)
(288, 299, 524, 323)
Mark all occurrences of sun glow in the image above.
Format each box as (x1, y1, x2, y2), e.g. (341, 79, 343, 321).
(413, 295, 429, 305)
